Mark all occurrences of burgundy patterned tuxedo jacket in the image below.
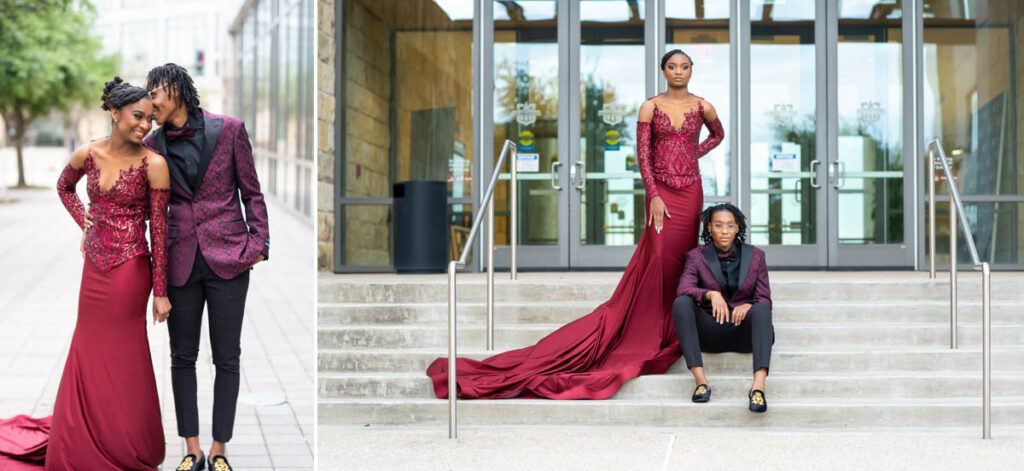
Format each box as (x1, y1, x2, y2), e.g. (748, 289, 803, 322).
(143, 109, 270, 287)
(676, 242, 772, 310)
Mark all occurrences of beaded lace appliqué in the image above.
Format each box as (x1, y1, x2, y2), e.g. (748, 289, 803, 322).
(635, 96, 725, 198)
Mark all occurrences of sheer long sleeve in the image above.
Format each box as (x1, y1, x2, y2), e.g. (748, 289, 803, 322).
(57, 164, 87, 229)
(148, 188, 170, 297)
(636, 120, 660, 199)
(696, 116, 724, 158)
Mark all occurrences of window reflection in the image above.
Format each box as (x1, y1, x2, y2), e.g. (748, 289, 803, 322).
(923, 0, 1022, 264)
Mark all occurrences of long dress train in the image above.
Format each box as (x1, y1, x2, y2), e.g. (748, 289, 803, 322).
(0, 146, 169, 469)
(427, 95, 725, 399)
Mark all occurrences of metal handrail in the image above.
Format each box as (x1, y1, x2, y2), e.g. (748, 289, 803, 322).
(927, 138, 992, 439)
(446, 139, 518, 439)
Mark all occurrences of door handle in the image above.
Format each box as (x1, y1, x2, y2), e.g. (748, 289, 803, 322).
(833, 161, 846, 189)
(809, 160, 821, 188)
(550, 161, 562, 190)
(794, 178, 803, 203)
(575, 161, 586, 190)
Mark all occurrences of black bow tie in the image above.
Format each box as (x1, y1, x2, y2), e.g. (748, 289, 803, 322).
(717, 250, 737, 260)
(166, 123, 195, 141)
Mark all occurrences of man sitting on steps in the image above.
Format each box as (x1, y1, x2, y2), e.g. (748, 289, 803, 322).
(672, 203, 775, 413)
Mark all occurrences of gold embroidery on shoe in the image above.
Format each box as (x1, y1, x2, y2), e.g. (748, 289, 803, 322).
(695, 385, 707, 395)
(751, 392, 765, 406)
(177, 456, 194, 471)
(213, 457, 231, 471)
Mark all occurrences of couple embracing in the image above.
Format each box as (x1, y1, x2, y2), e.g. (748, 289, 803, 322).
(0, 64, 269, 471)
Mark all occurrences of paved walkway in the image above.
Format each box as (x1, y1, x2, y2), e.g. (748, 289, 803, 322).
(320, 425, 1024, 470)
(0, 186, 314, 470)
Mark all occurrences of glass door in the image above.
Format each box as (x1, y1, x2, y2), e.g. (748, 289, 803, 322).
(746, 0, 827, 266)
(743, 0, 913, 268)
(569, 0, 648, 267)
(828, 0, 911, 266)
(492, 0, 567, 268)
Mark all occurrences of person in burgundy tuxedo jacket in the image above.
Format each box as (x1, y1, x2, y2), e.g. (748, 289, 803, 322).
(673, 203, 773, 413)
(142, 63, 269, 471)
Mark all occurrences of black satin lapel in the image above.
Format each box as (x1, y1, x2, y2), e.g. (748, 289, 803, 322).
(738, 242, 754, 289)
(702, 246, 727, 290)
(155, 128, 191, 195)
(195, 115, 223, 191)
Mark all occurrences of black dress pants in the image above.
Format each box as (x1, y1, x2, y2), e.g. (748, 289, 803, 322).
(167, 250, 249, 442)
(671, 296, 774, 373)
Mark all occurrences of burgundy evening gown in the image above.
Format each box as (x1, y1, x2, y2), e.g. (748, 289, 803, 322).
(428, 96, 725, 399)
(0, 147, 169, 469)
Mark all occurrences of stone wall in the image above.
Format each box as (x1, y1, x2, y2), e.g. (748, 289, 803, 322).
(316, 0, 335, 270)
(318, 0, 394, 270)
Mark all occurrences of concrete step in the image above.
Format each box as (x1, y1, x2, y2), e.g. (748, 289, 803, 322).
(318, 323, 1024, 350)
(318, 348, 1024, 374)
(319, 301, 1023, 326)
(319, 397, 1024, 428)
(318, 371, 1024, 400)
(318, 276, 1024, 304)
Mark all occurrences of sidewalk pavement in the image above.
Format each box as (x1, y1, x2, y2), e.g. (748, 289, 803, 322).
(320, 425, 1024, 471)
(0, 187, 314, 470)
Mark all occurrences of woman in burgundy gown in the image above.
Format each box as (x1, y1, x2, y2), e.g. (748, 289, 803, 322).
(427, 50, 724, 399)
(0, 77, 171, 470)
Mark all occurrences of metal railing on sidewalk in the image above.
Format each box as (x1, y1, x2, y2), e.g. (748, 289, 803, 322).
(927, 138, 993, 439)
(446, 139, 519, 439)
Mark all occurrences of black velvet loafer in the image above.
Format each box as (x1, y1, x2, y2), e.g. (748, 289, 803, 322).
(176, 451, 205, 471)
(209, 455, 234, 471)
(691, 384, 711, 403)
(749, 389, 767, 413)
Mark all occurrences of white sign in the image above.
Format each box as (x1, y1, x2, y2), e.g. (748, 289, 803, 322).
(771, 153, 799, 172)
(516, 153, 540, 172)
(598, 103, 629, 126)
(514, 102, 542, 126)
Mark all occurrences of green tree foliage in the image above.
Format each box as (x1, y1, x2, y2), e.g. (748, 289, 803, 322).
(0, 0, 116, 186)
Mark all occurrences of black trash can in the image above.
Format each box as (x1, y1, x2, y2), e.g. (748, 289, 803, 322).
(393, 181, 447, 273)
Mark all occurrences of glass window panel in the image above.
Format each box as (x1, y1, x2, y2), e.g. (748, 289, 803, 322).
(664, 0, 729, 19)
(341, 205, 393, 267)
(341, 0, 475, 205)
(924, 4, 1022, 199)
(494, 0, 558, 246)
(166, 16, 207, 76)
(837, 1, 903, 245)
(749, 0, 817, 246)
(121, 22, 160, 78)
(667, 6, 730, 197)
(927, 202, 1023, 265)
(579, 0, 645, 246)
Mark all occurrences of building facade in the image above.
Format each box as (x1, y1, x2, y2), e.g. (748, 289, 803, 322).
(230, 0, 316, 220)
(322, 0, 1024, 271)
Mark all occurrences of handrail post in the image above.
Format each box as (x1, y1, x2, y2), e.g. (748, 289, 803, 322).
(928, 145, 936, 279)
(510, 144, 518, 280)
(486, 191, 495, 351)
(982, 262, 991, 439)
(447, 261, 459, 439)
(949, 202, 957, 349)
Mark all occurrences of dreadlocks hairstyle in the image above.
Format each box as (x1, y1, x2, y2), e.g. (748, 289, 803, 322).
(146, 63, 201, 117)
(699, 203, 748, 246)
(660, 49, 693, 70)
(100, 76, 150, 112)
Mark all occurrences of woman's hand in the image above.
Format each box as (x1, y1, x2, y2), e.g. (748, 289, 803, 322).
(731, 303, 753, 326)
(153, 296, 172, 324)
(707, 291, 729, 324)
(647, 196, 671, 233)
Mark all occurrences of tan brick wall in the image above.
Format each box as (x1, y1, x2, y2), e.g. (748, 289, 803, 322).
(317, 0, 336, 270)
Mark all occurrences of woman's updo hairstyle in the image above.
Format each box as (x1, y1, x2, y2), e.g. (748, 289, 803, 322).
(660, 49, 693, 70)
(101, 76, 150, 111)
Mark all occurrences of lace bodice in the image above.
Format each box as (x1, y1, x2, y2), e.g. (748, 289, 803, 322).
(57, 148, 169, 296)
(636, 96, 725, 198)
